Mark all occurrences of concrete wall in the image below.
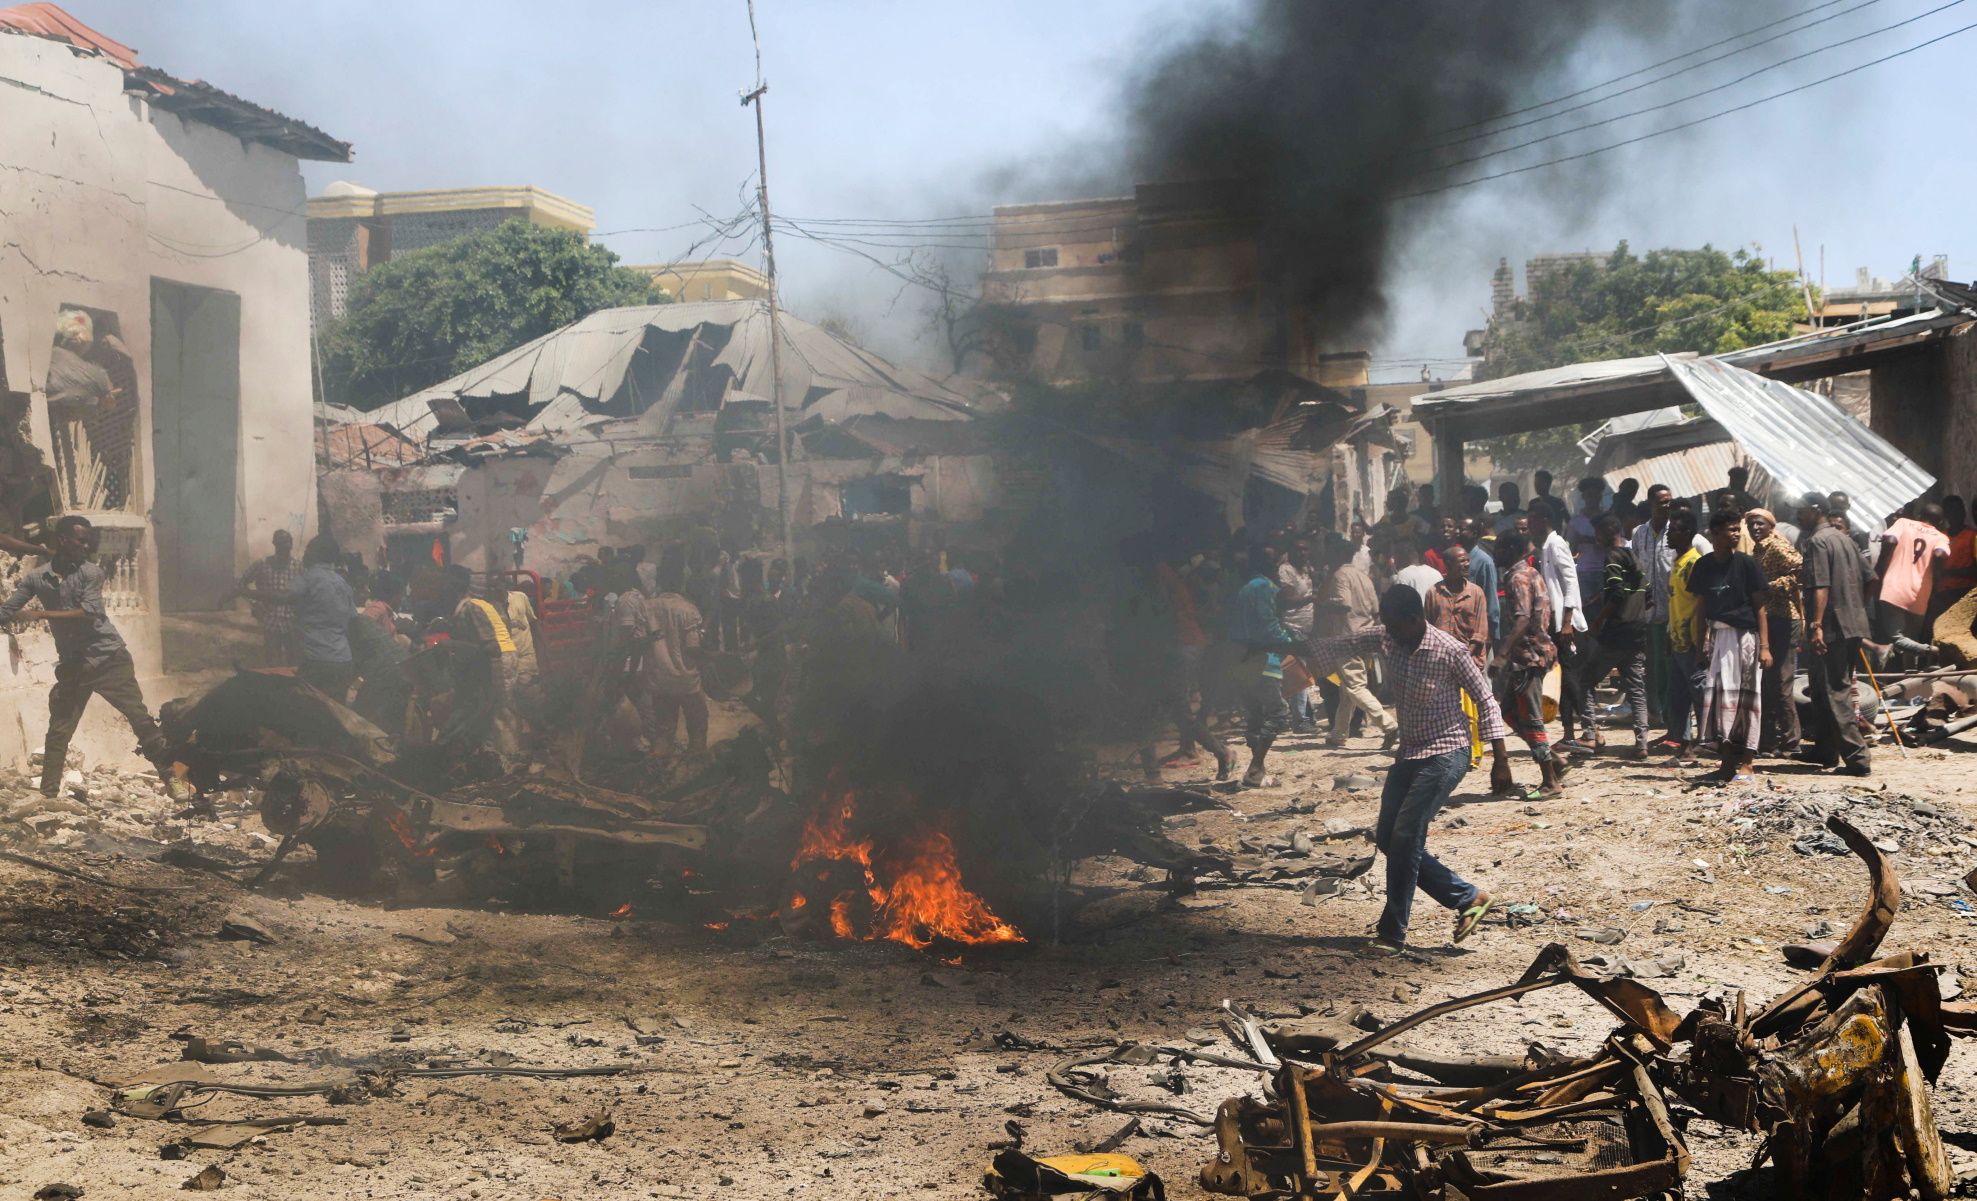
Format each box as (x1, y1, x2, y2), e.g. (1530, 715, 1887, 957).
(326, 447, 1004, 590)
(1938, 326, 1977, 498)
(1870, 350, 1948, 486)
(0, 34, 315, 771)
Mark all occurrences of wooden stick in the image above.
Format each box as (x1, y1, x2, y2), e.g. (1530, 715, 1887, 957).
(1860, 647, 1911, 758)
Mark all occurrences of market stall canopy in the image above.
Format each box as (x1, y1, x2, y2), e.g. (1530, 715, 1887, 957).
(361, 300, 1000, 446)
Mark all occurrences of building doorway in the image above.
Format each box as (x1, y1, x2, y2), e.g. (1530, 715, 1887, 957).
(151, 279, 240, 612)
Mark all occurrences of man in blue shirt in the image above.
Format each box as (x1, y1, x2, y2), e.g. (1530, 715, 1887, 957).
(1227, 546, 1301, 788)
(0, 515, 188, 800)
(247, 534, 355, 696)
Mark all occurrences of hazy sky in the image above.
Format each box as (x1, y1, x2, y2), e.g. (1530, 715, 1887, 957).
(73, 0, 1977, 379)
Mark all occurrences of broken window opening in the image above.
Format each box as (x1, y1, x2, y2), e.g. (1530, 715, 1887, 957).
(842, 474, 912, 519)
(380, 488, 458, 525)
(46, 305, 139, 513)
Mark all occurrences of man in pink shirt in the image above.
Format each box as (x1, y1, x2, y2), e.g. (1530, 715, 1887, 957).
(1875, 502, 1951, 648)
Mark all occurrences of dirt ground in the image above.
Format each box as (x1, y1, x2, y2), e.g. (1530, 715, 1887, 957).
(6, 706, 1977, 1200)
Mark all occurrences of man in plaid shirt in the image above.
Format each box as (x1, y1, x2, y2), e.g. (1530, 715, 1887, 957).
(223, 529, 301, 667)
(1306, 585, 1512, 955)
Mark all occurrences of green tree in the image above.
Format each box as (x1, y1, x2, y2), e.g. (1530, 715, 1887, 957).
(318, 220, 668, 408)
(1475, 242, 1808, 471)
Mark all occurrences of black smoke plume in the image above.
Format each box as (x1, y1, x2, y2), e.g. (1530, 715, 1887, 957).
(1120, 0, 1774, 342)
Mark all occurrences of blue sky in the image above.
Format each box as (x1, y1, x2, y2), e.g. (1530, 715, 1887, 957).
(74, 0, 1977, 378)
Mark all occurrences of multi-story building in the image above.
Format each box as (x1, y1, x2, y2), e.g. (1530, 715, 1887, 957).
(0, 5, 346, 768)
(627, 259, 770, 304)
(306, 184, 594, 325)
(979, 180, 1342, 387)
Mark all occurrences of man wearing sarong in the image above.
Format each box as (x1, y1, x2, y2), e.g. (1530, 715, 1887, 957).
(1687, 508, 1772, 783)
(1745, 507, 1803, 757)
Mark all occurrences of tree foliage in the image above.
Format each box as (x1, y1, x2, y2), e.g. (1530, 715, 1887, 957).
(1474, 242, 1808, 472)
(318, 220, 668, 409)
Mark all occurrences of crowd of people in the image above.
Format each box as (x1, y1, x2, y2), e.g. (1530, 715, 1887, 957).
(1119, 465, 1977, 954)
(3, 466, 1968, 956)
(221, 532, 1004, 764)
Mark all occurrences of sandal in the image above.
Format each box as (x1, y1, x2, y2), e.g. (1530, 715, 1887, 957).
(1730, 773, 1754, 784)
(1358, 939, 1409, 959)
(1454, 892, 1494, 943)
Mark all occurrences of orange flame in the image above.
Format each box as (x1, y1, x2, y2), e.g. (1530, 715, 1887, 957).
(385, 810, 436, 857)
(608, 902, 634, 919)
(788, 776, 1024, 950)
(483, 835, 506, 854)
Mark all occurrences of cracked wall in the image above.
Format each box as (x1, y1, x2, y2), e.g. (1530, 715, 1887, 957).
(0, 31, 317, 771)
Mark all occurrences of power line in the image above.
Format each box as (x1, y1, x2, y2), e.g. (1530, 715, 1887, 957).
(1401, 15, 1977, 199)
(1426, 0, 1887, 151)
(1412, 0, 1970, 179)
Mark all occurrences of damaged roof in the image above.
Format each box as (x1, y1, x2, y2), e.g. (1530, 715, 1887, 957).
(1410, 309, 1947, 518)
(0, 3, 351, 161)
(1665, 355, 1933, 522)
(363, 300, 1002, 446)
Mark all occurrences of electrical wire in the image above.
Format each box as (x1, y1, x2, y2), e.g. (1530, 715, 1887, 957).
(1400, 14, 1977, 199)
(1432, 0, 1868, 137)
(1409, 0, 1971, 178)
(1424, 0, 1889, 151)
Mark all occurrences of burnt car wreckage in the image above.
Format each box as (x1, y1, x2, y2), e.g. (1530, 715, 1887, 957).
(1096, 815, 1967, 1201)
(154, 667, 1240, 926)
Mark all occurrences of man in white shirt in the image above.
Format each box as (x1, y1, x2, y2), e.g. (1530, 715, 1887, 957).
(1528, 506, 1586, 746)
(1392, 540, 1444, 602)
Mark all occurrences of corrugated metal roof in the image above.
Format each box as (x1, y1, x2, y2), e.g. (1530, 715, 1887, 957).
(0, 4, 350, 161)
(1600, 441, 1770, 505)
(1410, 305, 1971, 425)
(1664, 356, 1934, 521)
(0, 2, 131, 64)
(1716, 306, 1969, 373)
(363, 300, 999, 445)
(1409, 354, 1681, 415)
(315, 423, 423, 469)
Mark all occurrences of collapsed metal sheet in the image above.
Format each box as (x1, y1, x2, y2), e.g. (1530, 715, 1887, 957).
(1663, 354, 1935, 521)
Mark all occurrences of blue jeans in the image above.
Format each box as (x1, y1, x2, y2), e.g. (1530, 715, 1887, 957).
(1375, 748, 1477, 945)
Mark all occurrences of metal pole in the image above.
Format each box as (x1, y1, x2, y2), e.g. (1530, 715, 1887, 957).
(743, 0, 792, 567)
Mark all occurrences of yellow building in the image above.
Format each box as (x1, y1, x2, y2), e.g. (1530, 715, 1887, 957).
(628, 259, 771, 303)
(306, 183, 595, 324)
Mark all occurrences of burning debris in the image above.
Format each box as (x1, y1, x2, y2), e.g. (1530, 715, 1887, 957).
(783, 775, 1025, 950)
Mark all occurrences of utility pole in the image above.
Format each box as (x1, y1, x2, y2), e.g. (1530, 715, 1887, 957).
(742, 0, 791, 565)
